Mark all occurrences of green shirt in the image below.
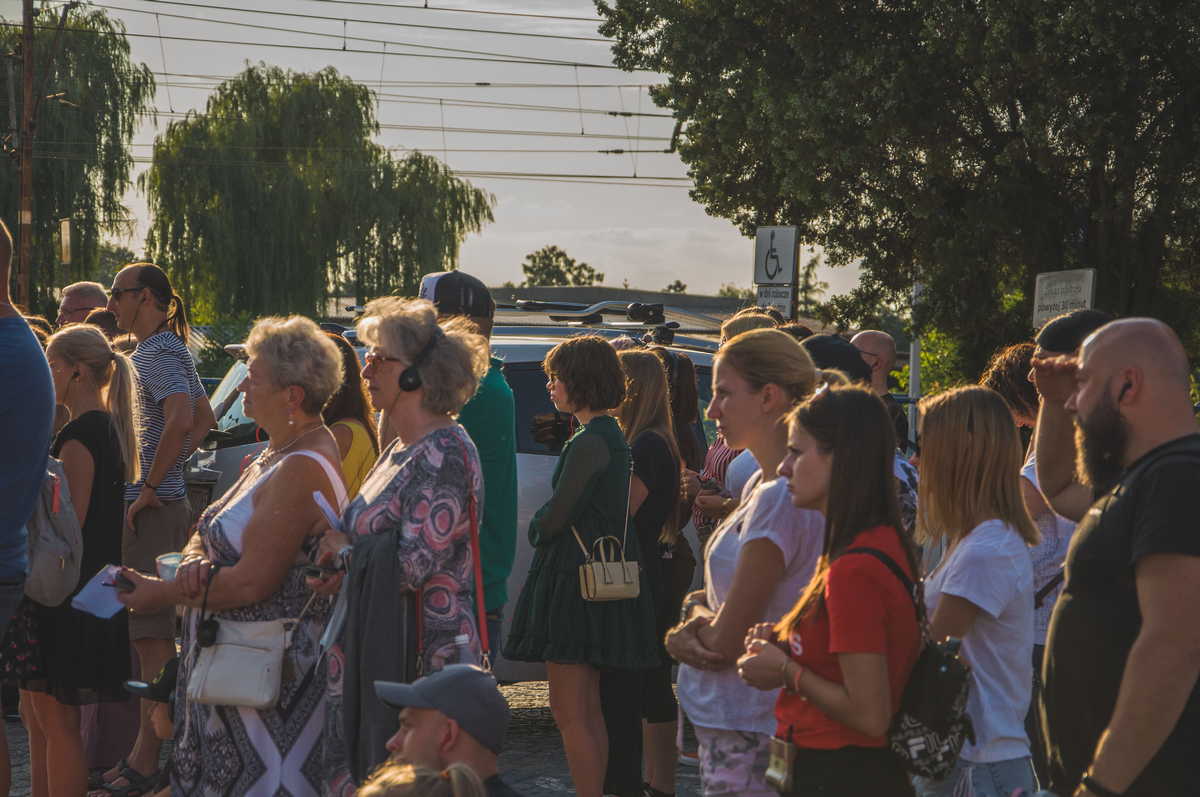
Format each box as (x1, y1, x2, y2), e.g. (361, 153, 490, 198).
(457, 357, 518, 612)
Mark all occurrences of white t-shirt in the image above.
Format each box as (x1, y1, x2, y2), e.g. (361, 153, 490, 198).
(725, 449, 760, 503)
(924, 519, 1034, 763)
(677, 474, 825, 736)
(1020, 451, 1077, 643)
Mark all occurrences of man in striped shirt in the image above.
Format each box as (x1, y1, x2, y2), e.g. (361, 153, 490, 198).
(106, 263, 213, 788)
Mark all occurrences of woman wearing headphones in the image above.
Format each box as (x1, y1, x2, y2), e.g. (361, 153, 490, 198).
(309, 297, 490, 789)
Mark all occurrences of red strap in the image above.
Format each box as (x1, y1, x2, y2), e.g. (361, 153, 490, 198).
(468, 491, 490, 659)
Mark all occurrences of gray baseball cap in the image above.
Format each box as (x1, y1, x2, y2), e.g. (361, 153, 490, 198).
(375, 665, 510, 754)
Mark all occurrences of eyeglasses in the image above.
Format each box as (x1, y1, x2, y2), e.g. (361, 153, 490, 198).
(363, 348, 405, 367)
(108, 286, 140, 300)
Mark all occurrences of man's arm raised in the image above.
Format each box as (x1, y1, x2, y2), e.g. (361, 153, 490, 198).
(1033, 355, 1094, 522)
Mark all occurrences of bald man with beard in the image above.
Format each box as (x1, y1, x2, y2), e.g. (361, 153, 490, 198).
(1032, 318, 1200, 797)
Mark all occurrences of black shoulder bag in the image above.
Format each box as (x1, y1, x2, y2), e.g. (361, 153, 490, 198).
(844, 547, 976, 780)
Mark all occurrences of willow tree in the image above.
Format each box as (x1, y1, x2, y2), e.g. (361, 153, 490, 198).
(143, 65, 494, 320)
(0, 6, 154, 307)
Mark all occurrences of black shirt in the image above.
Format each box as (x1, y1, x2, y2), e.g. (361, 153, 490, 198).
(631, 430, 680, 631)
(485, 774, 523, 797)
(1042, 433, 1200, 796)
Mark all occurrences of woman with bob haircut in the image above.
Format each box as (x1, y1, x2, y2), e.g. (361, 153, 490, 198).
(309, 297, 489, 789)
(912, 385, 1040, 797)
(667, 328, 829, 797)
(504, 335, 660, 797)
(736, 386, 921, 795)
(118, 315, 350, 795)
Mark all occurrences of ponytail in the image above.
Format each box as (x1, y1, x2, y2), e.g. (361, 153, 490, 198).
(108, 351, 142, 483)
(167, 292, 190, 343)
(45, 325, 142, 482)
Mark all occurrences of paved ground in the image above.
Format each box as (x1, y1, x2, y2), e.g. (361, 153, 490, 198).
(4, 682, 700, 796)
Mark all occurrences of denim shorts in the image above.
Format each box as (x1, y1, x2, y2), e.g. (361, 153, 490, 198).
(913, 756, 1037, 797)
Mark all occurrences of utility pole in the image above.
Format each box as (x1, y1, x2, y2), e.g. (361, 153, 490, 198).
(16, 0, 33, 308)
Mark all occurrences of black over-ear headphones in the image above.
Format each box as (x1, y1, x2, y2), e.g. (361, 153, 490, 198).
(398, 328, 443, 392)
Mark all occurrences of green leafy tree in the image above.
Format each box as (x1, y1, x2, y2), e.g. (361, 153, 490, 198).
(0, 7, 154, 306)
(717, 283, 755, 301)
(143, 65, 494, 320)
(664, 279, 687, 293)
(520, 245, 603, 287)
(797, 253, 828, 315)
(600, 0, 1200, 373)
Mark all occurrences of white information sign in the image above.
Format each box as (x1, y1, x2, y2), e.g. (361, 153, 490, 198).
(1032, 269, 1096, 329)
(756, 285, 795, 320)
(754, 226, 799, 285)
(0, 1, 20, 22)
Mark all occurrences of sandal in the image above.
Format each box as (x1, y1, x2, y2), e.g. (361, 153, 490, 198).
(89, 763, 159, 797)
(89, 758, 129, 789)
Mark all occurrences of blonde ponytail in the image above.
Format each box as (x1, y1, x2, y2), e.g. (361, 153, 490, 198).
(108, 351, 142, 483)
(46, 324, 142, 482)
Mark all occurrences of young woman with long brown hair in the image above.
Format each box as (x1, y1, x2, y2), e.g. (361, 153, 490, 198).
(736, 385, 920, 795)
(601, 349, 686, 797)
(323, 331, 378, 497)
(912, 386, 1040, 797)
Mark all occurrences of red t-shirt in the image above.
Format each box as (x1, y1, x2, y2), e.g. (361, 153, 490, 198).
(774, 525, 921, 749)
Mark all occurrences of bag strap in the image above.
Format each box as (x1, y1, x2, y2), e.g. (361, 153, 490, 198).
(843, 546, 929, 638)
(571, 460, 635, 563)
(449, 431, 490, 667)
(1034, 570, 1064, 609)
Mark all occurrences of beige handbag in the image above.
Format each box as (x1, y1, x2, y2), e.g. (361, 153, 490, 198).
(571, 467, 640, 601)
(186, 616, 295, 710)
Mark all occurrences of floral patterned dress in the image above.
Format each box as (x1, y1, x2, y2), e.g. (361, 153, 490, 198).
(324, 424, 484, 785)
(172, 450, 347, 797)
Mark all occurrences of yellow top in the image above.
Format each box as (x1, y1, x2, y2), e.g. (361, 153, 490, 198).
(334, 418, 377, 499)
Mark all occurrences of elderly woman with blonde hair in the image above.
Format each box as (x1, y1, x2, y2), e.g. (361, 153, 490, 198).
(119, 315, 350, 796)
(307, 297, 490, 788)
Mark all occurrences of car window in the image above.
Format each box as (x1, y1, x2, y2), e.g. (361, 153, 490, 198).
(504, 362, 576, 456)
(694, 363, 715, 446)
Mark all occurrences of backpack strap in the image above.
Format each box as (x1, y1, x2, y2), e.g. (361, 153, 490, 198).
(843, 545, 928, 634)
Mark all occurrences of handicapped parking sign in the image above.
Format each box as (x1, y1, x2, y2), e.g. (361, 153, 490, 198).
(754, 226, 799, 286)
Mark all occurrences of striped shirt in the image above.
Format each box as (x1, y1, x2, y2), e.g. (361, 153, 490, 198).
(126, 330, 207, 501)
(691, 434, 744, 534)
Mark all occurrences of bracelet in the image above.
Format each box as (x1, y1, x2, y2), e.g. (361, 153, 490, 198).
(679, 597, 705, 623)
(1081, 774, 1123, 797)
(143, 480, 159, 491)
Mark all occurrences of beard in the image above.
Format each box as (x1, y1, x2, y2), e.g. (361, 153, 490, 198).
(1074, 390, 1128, 490)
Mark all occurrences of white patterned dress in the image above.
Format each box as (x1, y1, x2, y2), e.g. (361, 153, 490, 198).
(172, 450, 347, 796)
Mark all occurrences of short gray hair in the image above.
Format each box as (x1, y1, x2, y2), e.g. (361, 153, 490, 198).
(245, 316, 344, 415)
(62, 281, 108, 307)
(357, 297, 489, 416)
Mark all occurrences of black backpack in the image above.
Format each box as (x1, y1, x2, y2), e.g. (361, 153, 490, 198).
(844, 546, 975, 780)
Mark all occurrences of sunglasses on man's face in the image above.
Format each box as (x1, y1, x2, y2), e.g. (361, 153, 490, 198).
(108, 286, 141, 300)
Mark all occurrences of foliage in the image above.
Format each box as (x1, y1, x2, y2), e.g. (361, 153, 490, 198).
(520, 245, 603, 287)
(717, 283, 755, 301)
(195, 312, 255, 380)
(797, 252, 828, 315)
(0, 6, 154, 305)
(599, 0, 1200, 374)
(892, 328, 970, 398)
(664, 279, 687, 293)
(143, 64, 494, 321)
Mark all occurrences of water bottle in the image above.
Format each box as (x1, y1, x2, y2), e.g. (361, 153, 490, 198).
(454, 633, 472, 664)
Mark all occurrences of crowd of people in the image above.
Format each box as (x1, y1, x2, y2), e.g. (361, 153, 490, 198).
(2, 212, 1199, 797)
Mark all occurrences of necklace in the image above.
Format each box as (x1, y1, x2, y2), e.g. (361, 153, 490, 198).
(259, 421, 325, 468)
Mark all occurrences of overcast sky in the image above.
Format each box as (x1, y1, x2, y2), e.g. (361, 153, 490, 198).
(12, 0, 860, 297)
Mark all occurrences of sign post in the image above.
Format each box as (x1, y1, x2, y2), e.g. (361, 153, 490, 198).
(1032, 269, 1097, 329)
(753, 226, 799, 319)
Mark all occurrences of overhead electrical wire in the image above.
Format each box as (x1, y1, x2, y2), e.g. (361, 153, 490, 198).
(88, 3, 613, 67)
(38, 140, 677, 155)
(149, 70, 657, 88)
(0, 21, 643, 70)
(146, 79, 670, 118)
(300, 0, 604, 24)
(95, 0, 614, 43)
(32, 151, 690, 187)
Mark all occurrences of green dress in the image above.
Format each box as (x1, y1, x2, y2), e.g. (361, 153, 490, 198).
(504, 415, 660, 670)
